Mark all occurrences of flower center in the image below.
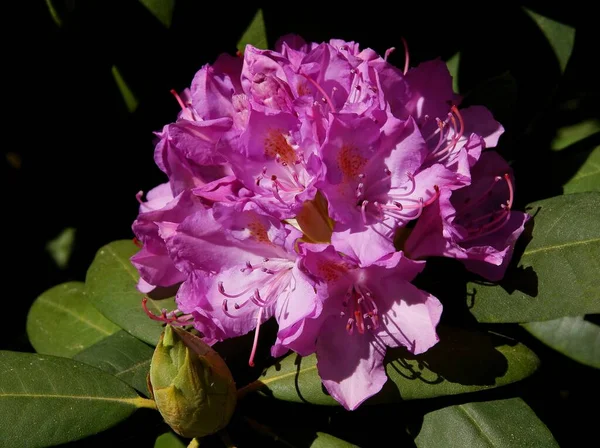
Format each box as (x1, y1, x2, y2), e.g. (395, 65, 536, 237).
(218, 258, 294, 367)
(255, 131, 308, 206)
(264, 129, 297, 165)
(294, 192, 334, 243)
(338, 144, 368, 179)
(454, 173, 514, 242)
(341, 284, 380, 335)
(355, 167, 440, 225)
(424, 105, 465, 163)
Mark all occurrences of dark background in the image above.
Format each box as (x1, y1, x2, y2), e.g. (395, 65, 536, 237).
(3, 1, 598, 446)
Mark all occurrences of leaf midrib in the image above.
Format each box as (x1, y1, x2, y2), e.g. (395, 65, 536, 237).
(260, 365, 317, 385)
(115, 359, 151, 378)
(523, 237, 600, 256)
(37, 297, 116, 336)
(0, 393, 138, 405)
(458, 404, 497, 448)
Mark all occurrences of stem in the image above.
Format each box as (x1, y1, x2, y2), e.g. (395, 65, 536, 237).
(132, 397, 158, 410)
(236, 380, 266, 400)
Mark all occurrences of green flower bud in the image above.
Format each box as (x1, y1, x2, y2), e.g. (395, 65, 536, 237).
(150, 325, 237, 438)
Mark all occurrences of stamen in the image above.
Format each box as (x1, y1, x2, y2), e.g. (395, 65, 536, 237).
(141, 298, 191, 326)
(459, 176, 502, 214)
(401, 37, 410, 75)
(135, 191, 144, 205)
(300, 73, 337, 112)
(218, 281, 254, 299)
(132, 237, 143, 248)
(434, 106, 465, 162)
(271, 181, 287, 205)
(346, 318, 354, 335)
(458, 174, 515, 242)
(255, 166, 268, 186)
(248, 308, 264, 367)
(240, 261, 254, 273)
(170, 89, 187, 110)
(384, 47, 395, 61)
(361, 200, 369, 224)
(504, 173, 514, 209)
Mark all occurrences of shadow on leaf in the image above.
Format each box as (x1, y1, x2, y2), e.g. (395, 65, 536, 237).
(385, 326, 510, 390)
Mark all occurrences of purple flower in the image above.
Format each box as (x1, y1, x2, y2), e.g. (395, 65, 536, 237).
(405, 151, 530, 281)
(131, 185, 202, 293)
(287, 244, 442, 410)
(131, 33, 526, 410)
(161, 203, 320, 365)
(316, 112, 457, 263)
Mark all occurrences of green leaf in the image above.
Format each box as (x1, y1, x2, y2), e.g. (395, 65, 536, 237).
(0, 351, 155, 448)
(468, 193, 600, 323)
(523, 316, 600, 369)
(44, 0, 62, 27)
(46, 227, 76, 269)
(139, 0, 175, 28)
(414, 398, 558, 448)
(524, 8, 575, 73)
(446, 52, 460, 94)
(112, 65, 139, 113)
(237, 9, 267, 53)
(86, 240, 176, 346)
(154, 431, 186, 448)
(253, 327, 539, 405)
(310, 432, 359, 448)
(26, 282, 120, 358)
(562, 145, 600, 194)
(551, 120, 600, 151)
(74, 330, 154, 396)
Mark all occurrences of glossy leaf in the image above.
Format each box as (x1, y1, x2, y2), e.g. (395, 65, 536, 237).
(523, 316, 600, 369)
(310, 432, 359, 448)
(86, 240, 176, 346)
(46, 226, 76, 269)
(0, 351, 155, 448)
(551, 120, 600, 151)
(468, 193, 600, 323)
(74, 330, 154, 396)
(237, 9, 267, 52)
(44, 0, 62, 27)
(524, 8, 575, 73)
(154, 431, 186, 448)
(139, 0, 175, 28)
(26, 282, 120, 358)
(253, 327, 539, 405)
(112, 65, 139, 113)
(562, 145, 600, 194)
(414, 398, 558, 447)
(446, 52, 460, 93)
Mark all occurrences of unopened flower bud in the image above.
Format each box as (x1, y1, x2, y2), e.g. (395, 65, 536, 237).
(150, 325, 236, 438)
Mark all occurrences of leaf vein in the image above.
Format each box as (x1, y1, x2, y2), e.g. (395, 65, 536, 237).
(523, 238, 600, 256)
(37, 297, 114, 336)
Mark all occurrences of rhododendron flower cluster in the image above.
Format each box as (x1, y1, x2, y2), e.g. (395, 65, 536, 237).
(132, 35, 528, 410)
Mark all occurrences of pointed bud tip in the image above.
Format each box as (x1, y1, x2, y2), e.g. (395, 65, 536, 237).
(150, 325, 237, 438)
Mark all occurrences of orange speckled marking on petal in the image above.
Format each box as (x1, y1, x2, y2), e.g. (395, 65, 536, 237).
(264, 129, 296, 165)
(247, 220, 272, 244)
(316, 259, 349, 282)
(296, 81, 311, 96)
(337, 144, 367, 178)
